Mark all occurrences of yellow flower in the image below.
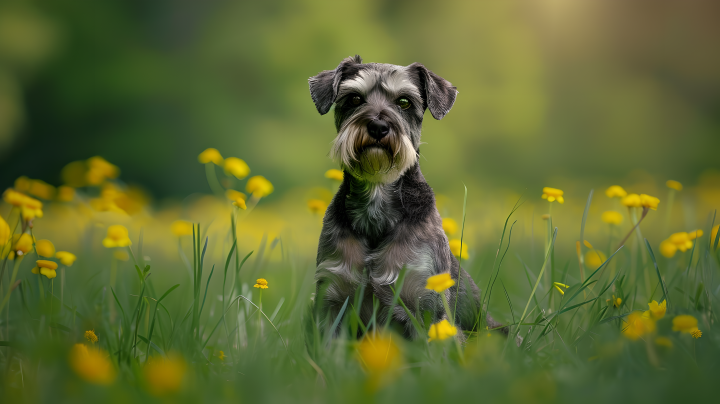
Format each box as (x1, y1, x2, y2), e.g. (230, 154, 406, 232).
(144, 355, 187, 396)
(672, 315, 698, 333)
(12, 233, 34, 256)
(659, 239, 678, 258)
(553, 282, 568, 295)
(666, 180, 683, 191)
(14, 176, 31, 192)
(69, 344, 116, 385)
(647, 300, 666, 320)
(28, 179, 56, 200)
(36, 239, 55, 257)
(425, 273, 455, 293)
(171, 220, 194, 237)
(223, 157, 250, 179)
(233, 198, 247, 210)
(0, 215, 9, 248)
(448, 239, 469, 259)
(660, 231, 696, 259)
(113, 250, 129, 261)
(85, 330, 98, 344)
(217, 351, 227, 361)
(442, 218, 458, 236)
(584, 249, 607, 270)
(611, 295, 622, 308)
(325, 168, 344, 181)
(541, 214, 550, 220)
(605, 185, 627, 198)
(102, 225, 132, 248)
(541, 187, 564, 203)
(32, 260, 58, 279)
(621, 193, 641, 208)
(198, 148, 224, 165)
(655, 336, 673, 348)
(356, 333, 401, 374)
(688, 229, 703, 240)
(254, 278, 268, 289)
(246, 176, 274, 197)
(86, 156, 120, 185)
(601, 211, 623, 225)
(57, 185, 76, 202)
(428, 319, 458, 341)
(691, 329, 702, 339)
(622, 311, 656, 340)
(4, 189, 43, 220)
(56, 251, 77, 266)
(225, 189, 246, 202)
(639, 194, 660, 210)
(307, 199, 327, 215)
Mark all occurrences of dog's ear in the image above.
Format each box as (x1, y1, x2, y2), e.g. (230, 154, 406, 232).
(309, 55, 363, 115)
(409, 63, 458, 120)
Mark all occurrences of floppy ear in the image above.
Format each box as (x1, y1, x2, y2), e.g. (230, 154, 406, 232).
(409, 63, 458, 120)
(309, 55, 363, 115)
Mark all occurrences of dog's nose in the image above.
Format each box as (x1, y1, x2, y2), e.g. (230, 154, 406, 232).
(367, 119, 390, 140)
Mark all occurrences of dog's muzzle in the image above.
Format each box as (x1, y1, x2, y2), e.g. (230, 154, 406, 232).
(367, 119, 390, 141)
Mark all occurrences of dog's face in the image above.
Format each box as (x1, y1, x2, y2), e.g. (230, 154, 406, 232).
(309, 55, 457, 184)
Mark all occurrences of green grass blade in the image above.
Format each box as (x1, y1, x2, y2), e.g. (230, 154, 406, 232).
(328, 297, 349, 339)
(516, 228, 557, 338)
(198, 264, 215, 320)
(645, 239, 670, 307)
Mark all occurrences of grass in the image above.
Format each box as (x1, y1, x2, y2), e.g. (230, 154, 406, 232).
(1, 158, 719, 403)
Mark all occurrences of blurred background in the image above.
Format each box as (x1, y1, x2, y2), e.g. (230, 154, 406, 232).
(1, 0, 719, 199)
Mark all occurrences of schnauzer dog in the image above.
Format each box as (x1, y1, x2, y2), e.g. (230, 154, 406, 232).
(308, 55, 506, 340)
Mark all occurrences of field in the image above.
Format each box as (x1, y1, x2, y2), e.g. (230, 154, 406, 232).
(1, 152, 719, 403)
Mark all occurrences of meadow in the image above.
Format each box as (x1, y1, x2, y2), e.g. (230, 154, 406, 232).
(1, 150, 719, 403)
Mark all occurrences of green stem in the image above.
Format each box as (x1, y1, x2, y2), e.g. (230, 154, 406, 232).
(205, 163, 225, 196)
(0, 257, 23, 313)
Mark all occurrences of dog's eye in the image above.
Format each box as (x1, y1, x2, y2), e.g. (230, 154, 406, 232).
(397, 97, 411, 110)
(350, 94, 363, 106)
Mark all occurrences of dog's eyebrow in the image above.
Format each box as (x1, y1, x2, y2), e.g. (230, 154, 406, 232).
(339, 68, 422, 101)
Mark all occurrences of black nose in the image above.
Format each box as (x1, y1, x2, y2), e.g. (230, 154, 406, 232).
(367, 119, 390, 140)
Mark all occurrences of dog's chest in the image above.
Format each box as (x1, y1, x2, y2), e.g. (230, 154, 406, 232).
(346, 182, 403, 240)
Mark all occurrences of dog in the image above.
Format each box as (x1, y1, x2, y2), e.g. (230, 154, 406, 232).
(308, 55, 507, 340)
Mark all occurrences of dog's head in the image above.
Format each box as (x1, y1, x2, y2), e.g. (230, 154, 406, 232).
(309, 55, 457, 184)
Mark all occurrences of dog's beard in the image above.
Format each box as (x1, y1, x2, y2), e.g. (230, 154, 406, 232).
(331, 118, 417, 184)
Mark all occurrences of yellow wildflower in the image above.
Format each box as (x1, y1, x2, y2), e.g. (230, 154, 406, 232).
(233, 198, 247, 210)
(32, 260, 58, 279)
(246, 176, 274, 197)
(14, 176, 31, 192)
(584, 249, 607, 270)
(254, 278, 268, 289)
(144, 355, 187, 396)
(666, 180, 683, 191)
(688, 229, 703, 240)
(691, 329, 702, 339)
(660, 231, 700, 258)
(0, 215, 9, 248)
(622, 311, 656, 340)
(57, 185, 76, 202)
(639, 194, 660, 210)
(655, 336, 673, 348)
(102, 225, 132, 248)
(217, 351, 227, 361)
(610, 295, 622, 308)
(86, 156, 120, 185)
(621, 193, 641, 208)
(4, 189, 44, 220)
(541, 214, 550, 220)
(28, 179, 56, 200)
(171, 220, 194, 237)
(442, 218, 458, 236)
(225, 189, 246, 202)
(85, 330, 98, 344)
(325, 169, 344, 181)
(36, 239, 55, 257)
(307, 199, 327, 215)
(428, 319, 458, 341)
(605, 185, 627, 198)
(223, 157, 250, 179)
(647, 300, 666, 320)
(69, 344, 116, 385)
(357, 333, 401, 374)
(12, 233, 34, 257)
(553, 282, 568, 295)
(659, 239, 678, 258)
(448, 239, 469, 259)
(61, 161, 88, 187)
(198, 148, 224, 165)
(541, 187, 564, 203)
(672, 315, 698, 333)
(425, 273, 455, 293)
(601, 211, 623, 225)
(583, 240, 593, 248)
(56, 251, 77, 266)
(113, 250, 129, 261)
